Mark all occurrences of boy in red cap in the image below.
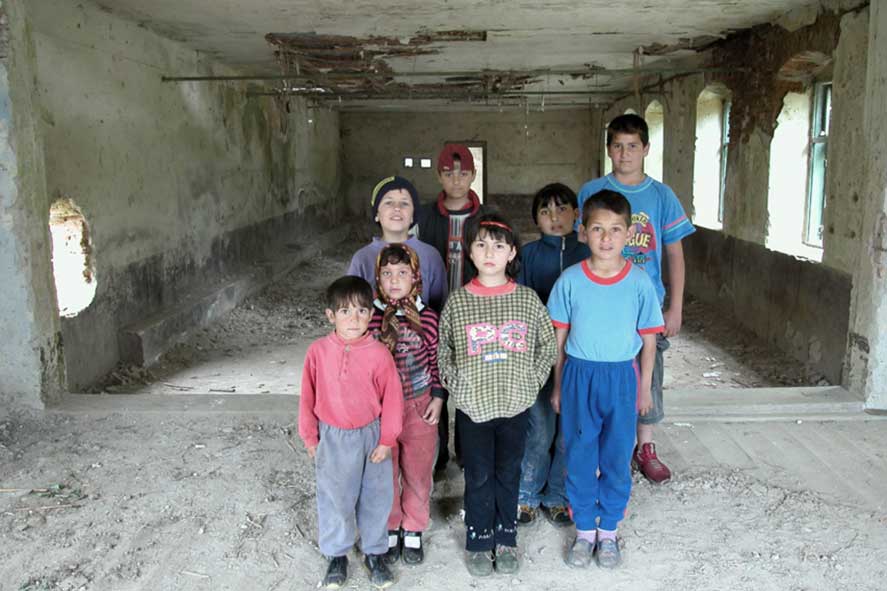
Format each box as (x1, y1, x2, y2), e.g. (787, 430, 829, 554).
(417, 143, 488, 471)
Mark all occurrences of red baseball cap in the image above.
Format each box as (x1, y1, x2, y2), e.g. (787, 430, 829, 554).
(437, 144, 475, 172)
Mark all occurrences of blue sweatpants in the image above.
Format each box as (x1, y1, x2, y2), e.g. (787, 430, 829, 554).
(560, 356, 638, 531)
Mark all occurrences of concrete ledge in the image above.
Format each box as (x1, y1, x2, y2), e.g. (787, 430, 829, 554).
(54, 393, 297, 414)
(50, 386, 883, 425)
(667, 385, 866, 421)
(118, 227, 346, 367)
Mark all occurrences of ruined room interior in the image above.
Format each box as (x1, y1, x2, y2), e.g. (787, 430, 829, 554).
(2, 1, 887, 589)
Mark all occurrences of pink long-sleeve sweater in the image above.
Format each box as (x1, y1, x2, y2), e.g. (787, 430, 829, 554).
(298, 331, 403, 448)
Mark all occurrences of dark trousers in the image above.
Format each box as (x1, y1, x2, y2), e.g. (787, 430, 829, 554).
(457, 408, 529, 552)
(436, 399, 462, 469)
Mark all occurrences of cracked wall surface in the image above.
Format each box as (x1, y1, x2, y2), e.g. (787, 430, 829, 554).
(7, 0, 345, 395)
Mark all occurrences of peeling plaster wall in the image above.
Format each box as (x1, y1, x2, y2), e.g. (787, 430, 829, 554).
(340, 109, 599, 231)
(597, 8, 866, 384)
(25, 0, 343, 391)
(822, 9, 868, 270)
(0, 0, 64, 407)
(848, 1, 887, 408)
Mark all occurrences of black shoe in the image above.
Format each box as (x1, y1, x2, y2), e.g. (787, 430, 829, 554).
(401, 530, 424, 565)
(383, 529, 401, 564)
(542, 505, 573, 528)
(364, 554, 394, 589)
(322, 555, 348, 589)
(517, 505, 537, 525)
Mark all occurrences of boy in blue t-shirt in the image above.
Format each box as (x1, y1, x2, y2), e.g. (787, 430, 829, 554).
(516, 183, 590, 527)
(577, 113, 695, 484)
(548, 189, 663, 569)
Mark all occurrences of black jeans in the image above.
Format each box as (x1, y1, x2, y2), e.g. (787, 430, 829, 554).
(457, 408, 529, 552)
(436, 398, 462, 469)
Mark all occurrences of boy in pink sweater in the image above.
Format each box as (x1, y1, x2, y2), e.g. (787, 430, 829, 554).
(299, 276, 404, 589)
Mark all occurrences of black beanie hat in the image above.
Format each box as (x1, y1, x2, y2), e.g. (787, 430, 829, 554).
(371, 176, 420, 220)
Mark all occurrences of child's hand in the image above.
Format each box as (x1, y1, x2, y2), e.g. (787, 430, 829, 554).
(306, 445, 317, 458)
(422, 398, 444, 425)
(663, 307, 683, 337)
(370, 444, 392, 463)
(550, 387, 562, 414)
(638, 385, 653, 416)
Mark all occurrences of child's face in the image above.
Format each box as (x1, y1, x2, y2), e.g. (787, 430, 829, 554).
(325, 299, 371, 341)
(437, 161, 476, 202)
(536, 199, 578, 237)
(580, 209, 634, 263)
(607, 132, 650, 178)
(469, 229, 516, 280)
(378, 262, 415, 301)
(375, 189, 414, 234)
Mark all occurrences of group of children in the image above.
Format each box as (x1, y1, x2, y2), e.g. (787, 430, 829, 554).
(298, 114, 695, 588)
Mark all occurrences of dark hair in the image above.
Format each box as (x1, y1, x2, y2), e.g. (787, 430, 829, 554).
(531, 183, 578, 225)
(378, 243, 412, 268)
(606, 114, 649, 147)
(581, 190, 632, 228)
(463, 212, 521, 280)
(325, 275, 373, 310)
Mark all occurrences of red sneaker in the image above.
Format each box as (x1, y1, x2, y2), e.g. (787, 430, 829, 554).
(633, 443, 672, 484)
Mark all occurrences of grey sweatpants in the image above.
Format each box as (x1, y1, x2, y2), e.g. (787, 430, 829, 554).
(316, 419, 393, 557)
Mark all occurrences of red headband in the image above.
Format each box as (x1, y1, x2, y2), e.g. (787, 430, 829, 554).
(480, 220, 512, 233)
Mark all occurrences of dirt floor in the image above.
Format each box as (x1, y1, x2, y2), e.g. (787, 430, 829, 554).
(3, 246, 885, 591)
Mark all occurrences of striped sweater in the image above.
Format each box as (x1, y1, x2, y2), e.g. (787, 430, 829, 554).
(437, 279, 557, 423)
(369, 302, 444, 400)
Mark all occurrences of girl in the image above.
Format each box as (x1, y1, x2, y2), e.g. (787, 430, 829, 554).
(437, 213, 556, 577)
(369, 243, 444, 566)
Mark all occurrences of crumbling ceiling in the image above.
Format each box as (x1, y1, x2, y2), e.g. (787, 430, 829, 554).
(95, 0, 827, 109)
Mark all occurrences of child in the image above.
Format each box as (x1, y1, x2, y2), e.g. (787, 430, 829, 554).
(516, 183, 590, 527)
(437, 213, 556, 577)
(349, 176, 448, 312)
(577, 113, 695, 484)
(416, 144, 488, 471)
(368, 244, 444, 566)
(548, 190, 664, 568)
(298, 276, 404, 589)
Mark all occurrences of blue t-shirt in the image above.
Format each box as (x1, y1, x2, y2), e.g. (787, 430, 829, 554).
(547, 260, 664, 362)
(577, 174, 695, 304)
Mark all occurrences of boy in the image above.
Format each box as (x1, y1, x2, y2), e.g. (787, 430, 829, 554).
(548, 190, 663, 568)
(298, 276, 404, 589)
(577, 114, 695, 484)
(349, 176, 448, 312)
(516, 183, 590, 527)
(416, 144, 488, 471)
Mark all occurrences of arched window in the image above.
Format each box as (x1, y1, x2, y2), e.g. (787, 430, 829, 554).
(644, 101, 664, 181)
(766, 51, 831, 260)
(693, 85, 732, 229)
(49, 198, 97, 317)
(766, 90, 822, 261)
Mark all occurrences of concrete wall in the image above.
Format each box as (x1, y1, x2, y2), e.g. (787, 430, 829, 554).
(685, 229, 851, 383)
(6, 0, 344, 395)
(597, 7, 866, 384)
(341, 109, 600, 223)
(0, 0, 65, 408)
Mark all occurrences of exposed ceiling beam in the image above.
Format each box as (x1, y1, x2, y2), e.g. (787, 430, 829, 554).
(162, 66, 743, 83)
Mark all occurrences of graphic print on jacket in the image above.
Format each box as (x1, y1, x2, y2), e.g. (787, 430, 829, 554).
(466, 321, 529, 362)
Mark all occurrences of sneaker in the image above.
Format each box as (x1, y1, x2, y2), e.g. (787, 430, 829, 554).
(363, 554, 394, 589)
(543, 505, 573, 528)
(322, 555, 348, 589)
(383, 529, 400, 565)
(517, 504, 537, 525)
(494, 545, 520, 574)
(565, 537, 594, 568)
(465, 550, 494, 577)
(595, 537, 622, 568)
(633, 442, 672, 484)
(401, 530, 424, 565)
